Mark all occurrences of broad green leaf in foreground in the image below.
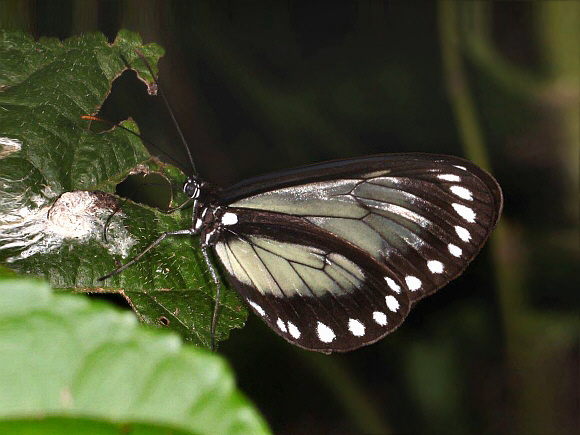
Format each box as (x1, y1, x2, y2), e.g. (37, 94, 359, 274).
(0, 278, 270, 435)
(0, 30, 246, 347)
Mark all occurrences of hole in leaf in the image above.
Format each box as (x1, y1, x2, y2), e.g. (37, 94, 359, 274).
(116, 172, 173, 211)
(158, 316, 170, 326)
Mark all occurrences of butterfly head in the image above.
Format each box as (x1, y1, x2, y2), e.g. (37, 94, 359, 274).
(182, 176, 204, 233)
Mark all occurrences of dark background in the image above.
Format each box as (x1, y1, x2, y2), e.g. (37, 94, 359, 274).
(1, 2, 578, 434)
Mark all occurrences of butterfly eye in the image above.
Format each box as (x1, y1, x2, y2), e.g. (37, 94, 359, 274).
(183, 178, 200, 198)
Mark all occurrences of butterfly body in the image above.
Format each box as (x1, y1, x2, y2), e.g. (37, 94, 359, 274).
(183, 153, 502, 353)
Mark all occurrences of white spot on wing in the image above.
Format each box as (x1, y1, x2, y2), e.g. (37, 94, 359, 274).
(288, 321, 301, 339)
(450, 185, 473, 200)
(385, 295, 400, 312)
(221, 212, 238, 225)
(427, 260, 444, 274)
(277, 318, 287, 332)
(452, 203, 476, 222)
(448, 243, 462, 257)
(373, 311, 388, 326)
(348, 318, 365, 337)
(248, 300, 266, 317)
(405, 276, 422, 291)
(455, 225, 471, 242)
(317, 322, 336, 343)
(438, 174, 461, 182)
(385, 276, 401, 293)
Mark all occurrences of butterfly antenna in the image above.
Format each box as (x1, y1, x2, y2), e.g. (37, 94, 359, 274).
(134, 49, 197, 176)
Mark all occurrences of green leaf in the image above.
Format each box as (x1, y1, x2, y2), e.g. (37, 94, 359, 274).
(0, 30, 247, 348)
(0, 278, 270, 435)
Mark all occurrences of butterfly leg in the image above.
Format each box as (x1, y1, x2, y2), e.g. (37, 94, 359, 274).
(202, 246, 221, 351)
(103, 187, 193, 242)
(102, 196, 132, 242)
(99, 228, 195, 280)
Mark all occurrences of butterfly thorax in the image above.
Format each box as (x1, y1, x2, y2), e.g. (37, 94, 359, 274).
(184, 177, 228, 247)
(197, 205, 227, 247)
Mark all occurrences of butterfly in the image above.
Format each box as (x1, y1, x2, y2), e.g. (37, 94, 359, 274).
(97, 55, 503, 354)
(101, 152, 502, 353)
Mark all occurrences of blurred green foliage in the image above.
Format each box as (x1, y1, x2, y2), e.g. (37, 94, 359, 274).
(0, 278, 270, 435)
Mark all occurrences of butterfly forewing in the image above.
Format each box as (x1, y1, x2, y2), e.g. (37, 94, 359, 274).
(211, 209, 410, 352)
(207, 154, 502, 351)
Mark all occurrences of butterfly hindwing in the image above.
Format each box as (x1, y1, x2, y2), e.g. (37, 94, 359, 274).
(211, 209, 410, 352)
